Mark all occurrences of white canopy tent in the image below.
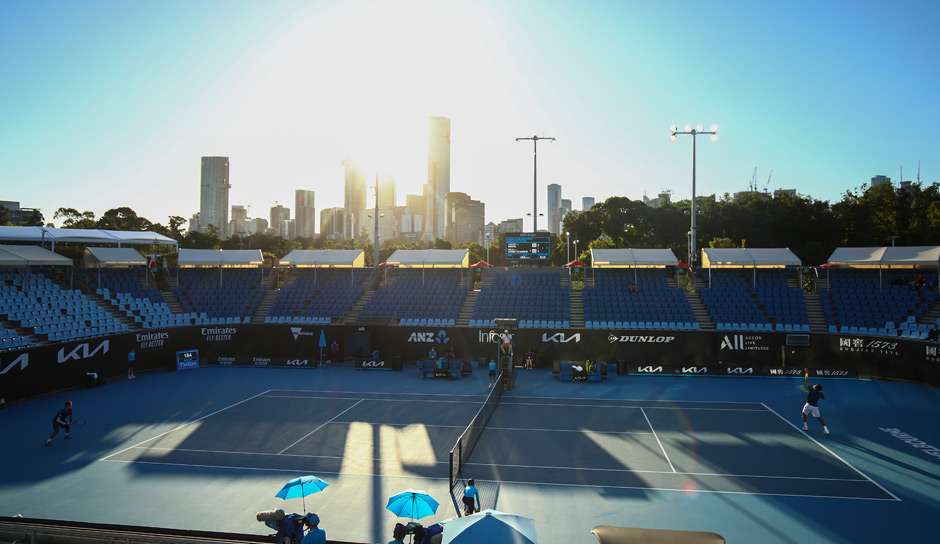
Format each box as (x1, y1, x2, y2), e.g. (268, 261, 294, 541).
(83, 247, 149, 290)
(278, 249, 366, 288)
(826, 246, 940, 288)
(0, 244, 74, 287)
(591, 248, 679, 284)
(385, 249, 469, 268)
(83, 247, 147, 267)
(177, 249, 264, 287)
(0, 245, 72, 267)
(701, 247, 802, 288)
(279, 249, 365, 268)
(385, 249, 469, 285)
(0, 226, 177, 249)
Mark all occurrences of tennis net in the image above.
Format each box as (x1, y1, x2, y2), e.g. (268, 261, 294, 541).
(448, 371, 504, 490)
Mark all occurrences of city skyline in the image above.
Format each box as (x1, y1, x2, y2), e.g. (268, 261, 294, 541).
(3, 1, 939, 228)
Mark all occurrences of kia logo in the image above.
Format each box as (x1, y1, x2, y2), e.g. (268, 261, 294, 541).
(0, 353, 28, 375)
(57, 340, 110, 364)
(541, 332, 581, 343)
(363, 360, 385, 368)
(636, 365, 663, 373)
(726, 367, 753, 375)
(680, 366, 708, 374)
(286, 359, 309, 366)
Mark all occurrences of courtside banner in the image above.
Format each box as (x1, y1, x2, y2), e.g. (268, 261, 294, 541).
(2, 326, 938, 401)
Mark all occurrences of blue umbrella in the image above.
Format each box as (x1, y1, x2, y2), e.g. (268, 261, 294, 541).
(275, 475, 328, 512)
(443, 509, 537, 544)
(385, 490, 439, 520)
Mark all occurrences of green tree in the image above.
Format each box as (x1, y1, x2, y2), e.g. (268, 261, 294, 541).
(54, 208, 97, 228)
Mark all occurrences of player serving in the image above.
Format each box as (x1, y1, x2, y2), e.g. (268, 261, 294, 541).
(45, 400, 74, 446)
(801, 384, 830, 435)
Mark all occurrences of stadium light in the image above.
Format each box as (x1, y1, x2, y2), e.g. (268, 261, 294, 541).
(670, 122, 718, 268)
(516, 135, 556, 232)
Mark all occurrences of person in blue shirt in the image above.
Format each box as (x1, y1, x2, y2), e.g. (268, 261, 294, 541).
(487, 360, 498, 387)
(388, 523, 407, 544)
(127, 350, 136, 380)
(462, 479, 480, 515)
(301, 513, 326, 544)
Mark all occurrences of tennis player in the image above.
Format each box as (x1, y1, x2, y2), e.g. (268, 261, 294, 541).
(45, 400, 74, 446)
(801, 383, 830, 434)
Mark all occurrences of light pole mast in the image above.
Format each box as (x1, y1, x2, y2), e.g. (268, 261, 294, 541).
(515, 135, 555, 232)
(373, 175, 380, 267)
(670, 124, 718, 268)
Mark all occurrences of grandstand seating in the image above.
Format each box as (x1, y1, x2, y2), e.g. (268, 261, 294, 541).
(700, 270, 809, 332)
(1, 323, 30, 350)
(821, 270, 939, 338)
(583, 269, 697, 330)
(77, 268, 199, 329)
(0, 270, 128, 343)
(360, 269, 466, 325)
(470, 269, 570, 328)
(175, 269, 264, 324)
(266, 269, 372, 324)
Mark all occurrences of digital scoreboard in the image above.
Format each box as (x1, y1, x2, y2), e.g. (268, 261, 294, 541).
(175, 349, 200, 371)
(505, 233, 552, 262)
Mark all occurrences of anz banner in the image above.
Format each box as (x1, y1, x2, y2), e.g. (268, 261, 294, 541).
(2, 325, 939, 400)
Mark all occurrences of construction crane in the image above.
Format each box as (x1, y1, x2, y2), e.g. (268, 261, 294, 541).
(750, 167, 758, 191)
(765, 169, 773, 191)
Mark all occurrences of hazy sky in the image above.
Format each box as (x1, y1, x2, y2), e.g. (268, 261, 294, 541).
(2, 0, 938, 228)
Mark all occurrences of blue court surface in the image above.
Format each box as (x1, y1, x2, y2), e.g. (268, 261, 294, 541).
(0, 365, 938, 543)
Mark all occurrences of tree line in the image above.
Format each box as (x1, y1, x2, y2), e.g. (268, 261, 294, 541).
(4, 180, 938, 266)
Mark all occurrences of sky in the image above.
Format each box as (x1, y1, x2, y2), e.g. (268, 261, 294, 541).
(1, 0, 939, 229)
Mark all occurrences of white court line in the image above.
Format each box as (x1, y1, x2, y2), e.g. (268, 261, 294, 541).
(101, 458, 897, 501)
(278, 399, 365, 454)
(121, 445, 866, 482)
(327, 421, 654, 435)
(641, 407, 676, 473)
(266, 388, 767, 407)
(760, 402, 902, 501)
(264, 395, 481, 404)
(98, 389, 273, 462)
(269, 388, 768, 405)
(263, 395, 767, 412)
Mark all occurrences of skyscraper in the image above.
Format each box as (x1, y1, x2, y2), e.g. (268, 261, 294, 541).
(445, 192, 485, 244)
(427, 116, 451, 240)
(343, 160, 366, 239)
(230, 205, 249, 237)
(320, 207, 345, 240)
(295, 189, 316, 239)
(547, 183, 562, 234)
(560, 198, 572, 230)
(582, 197, 595, 210)
(199, 156, 230, 238)
(270, 204, 290, 238)
(378, 175, 396, 209)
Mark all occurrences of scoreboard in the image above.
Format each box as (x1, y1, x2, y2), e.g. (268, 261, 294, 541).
(505, 233, 552, 262)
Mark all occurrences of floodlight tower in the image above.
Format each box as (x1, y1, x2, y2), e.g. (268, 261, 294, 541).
(515, 135, 555, 232)
(670, 123, 718, 267)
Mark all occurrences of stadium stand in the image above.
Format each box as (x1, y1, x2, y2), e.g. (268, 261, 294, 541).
(583, 269, 698, 330)
(77, 268, 198, 329)
(470, 268, 570, 328)
(699, 271, 809, 332)
(175, 269, 265, 324)
(266, 268, 372, 324)
(0, 323, 30, 350)
(360, 269, 467, 326)
(0, 270, 128, 342)
(820, 269, 939, 338)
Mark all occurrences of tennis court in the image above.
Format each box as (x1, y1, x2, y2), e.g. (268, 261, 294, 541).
(101, 387, 897, 503)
